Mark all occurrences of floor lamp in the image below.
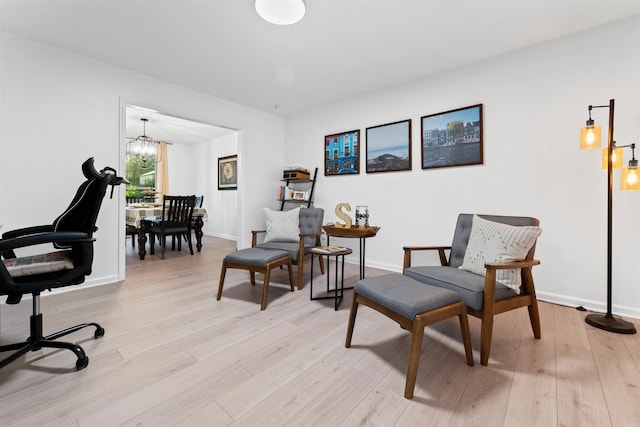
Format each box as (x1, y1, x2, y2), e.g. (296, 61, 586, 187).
(580, 98, 638, 334)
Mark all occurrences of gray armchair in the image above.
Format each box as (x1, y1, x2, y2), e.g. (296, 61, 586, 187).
(402, 213, 542, 365)
(252, 207, 325, 290)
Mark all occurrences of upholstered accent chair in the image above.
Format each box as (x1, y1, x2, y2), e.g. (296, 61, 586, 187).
(252, 207, 325, 290)
(402, 213, 542, 365)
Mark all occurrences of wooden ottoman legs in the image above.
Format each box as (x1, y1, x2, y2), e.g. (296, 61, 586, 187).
(217, 255, 293, 310)
(346, 293, 474, 399)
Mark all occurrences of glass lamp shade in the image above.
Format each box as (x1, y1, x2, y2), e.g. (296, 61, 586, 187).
(580, 125, 601, 149)
(601, 147, 623, 169)
(255, 0, 305, 25)
(620, 166, 640, 191)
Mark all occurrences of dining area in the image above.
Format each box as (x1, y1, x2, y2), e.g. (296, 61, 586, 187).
(125, 195, 207, 260)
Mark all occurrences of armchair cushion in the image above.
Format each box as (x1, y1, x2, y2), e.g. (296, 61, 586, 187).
(252, 241, 304, 262)
(404, 266, 516, 311)
(264, 207, 300, 242)
(460, 215, 542, 293)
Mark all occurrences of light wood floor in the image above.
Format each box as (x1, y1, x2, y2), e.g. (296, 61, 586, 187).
(1, 236, 639, 426)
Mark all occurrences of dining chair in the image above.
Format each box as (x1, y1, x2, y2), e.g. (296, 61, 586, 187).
(144, 195, 196, 259)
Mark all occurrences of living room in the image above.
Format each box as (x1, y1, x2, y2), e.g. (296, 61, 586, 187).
(1, 2, 639, 425)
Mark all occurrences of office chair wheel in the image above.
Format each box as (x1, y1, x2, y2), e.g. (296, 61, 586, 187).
(94, 326, 105, 339)
(76, 356, 89, 371)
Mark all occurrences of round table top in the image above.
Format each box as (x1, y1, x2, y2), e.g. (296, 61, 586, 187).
(322, 225, 380, 238)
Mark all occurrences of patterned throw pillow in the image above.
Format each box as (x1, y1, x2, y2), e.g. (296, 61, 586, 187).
(264, 207, 301, 242)
(460, 215, 542, 293)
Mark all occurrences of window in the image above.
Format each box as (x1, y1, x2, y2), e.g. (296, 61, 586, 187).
(125, 154, 157, 201)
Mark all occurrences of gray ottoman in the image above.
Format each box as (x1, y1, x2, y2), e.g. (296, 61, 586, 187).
(345, 273, 474, 399)
(217, 247, 293, 310)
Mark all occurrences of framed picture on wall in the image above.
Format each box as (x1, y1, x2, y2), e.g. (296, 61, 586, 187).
(365, 119, 412, 173)
(218, 154, 237, 190)
(324, 129, 360, 176)
(421, 104, 483, 169)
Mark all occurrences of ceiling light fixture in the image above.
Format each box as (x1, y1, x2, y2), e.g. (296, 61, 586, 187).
(255, 0, 306, 25)
(126, 118, 161, 164)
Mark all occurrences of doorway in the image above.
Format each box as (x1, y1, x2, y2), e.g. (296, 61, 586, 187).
(123, 104, 239, 272)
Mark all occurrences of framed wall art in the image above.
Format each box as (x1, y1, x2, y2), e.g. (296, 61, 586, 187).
(366, 119, 412, 173)
(421, 104, 483, 170)
(218, 154, 237, 190)
(324, 129, 360, 176)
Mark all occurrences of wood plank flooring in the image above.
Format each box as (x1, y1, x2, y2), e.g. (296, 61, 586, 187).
(1, 236, 639, 426)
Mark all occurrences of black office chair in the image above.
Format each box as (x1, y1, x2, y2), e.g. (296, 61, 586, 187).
(0, 158, 126, 370)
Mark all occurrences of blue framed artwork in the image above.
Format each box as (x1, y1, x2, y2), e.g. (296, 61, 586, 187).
(421, 104, 483, 169)
(366, 119, 412, 173)
(324, 129, 360, 176)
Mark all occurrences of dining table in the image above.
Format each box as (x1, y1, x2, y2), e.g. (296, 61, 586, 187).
(125, 204, 208, 260)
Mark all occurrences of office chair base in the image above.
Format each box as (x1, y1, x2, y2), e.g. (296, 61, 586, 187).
(0, 313, 104, 370)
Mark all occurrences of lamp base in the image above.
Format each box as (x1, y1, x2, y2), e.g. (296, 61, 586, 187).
(585, 313, 637, 334)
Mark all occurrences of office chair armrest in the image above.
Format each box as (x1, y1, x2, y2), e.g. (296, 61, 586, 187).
(402, 245, 451, 270)
(1, 225, 53, 240)
(0, 231, 91, 255)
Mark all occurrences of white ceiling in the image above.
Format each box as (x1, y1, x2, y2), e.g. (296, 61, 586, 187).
(126, 105, 235, 145)
(2, 0, 640, 119)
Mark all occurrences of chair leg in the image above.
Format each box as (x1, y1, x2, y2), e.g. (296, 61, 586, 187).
(480, 314, 494, 366)
(149, 233, 155, 255)
(186, 232, 194, 255)
(527, 300, 542, 339)
(457, 305, 474, 366)
(216, 263, 227, 301)
(405, 318, 425, 399)
(345, 293, 360, 348)
(297, 262, 304, 291)
(287, 260, 294, 292)
(261, 267, 272, 310)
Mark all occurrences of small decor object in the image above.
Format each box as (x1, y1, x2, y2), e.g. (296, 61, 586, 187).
(355, 206, 369, 227)
(421, 104, 483, 170)
(324, 130, 360, 176)
(366, 119, 412, 173)
(283, 167, 310, 180)
(218, 155, 237, 190)
(334, 203, 353, 228)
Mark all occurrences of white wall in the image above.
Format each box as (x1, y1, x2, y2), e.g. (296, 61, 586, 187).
(284, 15, 640, 318)
(162, 132, 239, 240)
(0, 31, 283, 289)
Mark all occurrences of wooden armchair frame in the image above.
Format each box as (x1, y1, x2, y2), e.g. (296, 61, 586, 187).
(252, 230, 324, 290)
(402, 220, 541, 366)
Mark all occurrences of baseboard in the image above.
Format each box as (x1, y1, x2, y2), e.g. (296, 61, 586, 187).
(537, 290, 640, 320)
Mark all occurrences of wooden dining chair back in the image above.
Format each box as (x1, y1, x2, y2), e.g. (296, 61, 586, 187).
(144, 195, 196, 259)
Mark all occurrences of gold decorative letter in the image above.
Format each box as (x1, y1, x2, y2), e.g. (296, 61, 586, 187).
(334, 203, 353, 228)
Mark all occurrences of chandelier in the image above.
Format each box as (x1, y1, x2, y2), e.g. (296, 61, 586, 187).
(126, 118, 161, 164)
